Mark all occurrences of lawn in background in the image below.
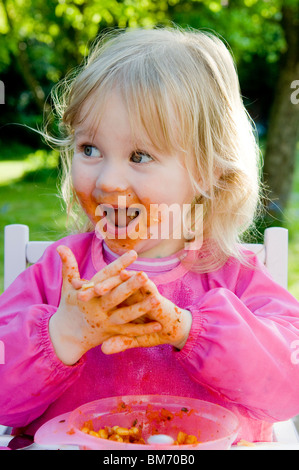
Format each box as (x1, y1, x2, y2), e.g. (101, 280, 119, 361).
(0, 144, 68, 293)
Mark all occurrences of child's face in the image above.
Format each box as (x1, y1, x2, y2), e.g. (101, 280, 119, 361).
(72, 91, 196, 257)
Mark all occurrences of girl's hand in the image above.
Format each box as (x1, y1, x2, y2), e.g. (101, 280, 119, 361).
(100, 272, 193, 355)
(49, 246, 161, 365)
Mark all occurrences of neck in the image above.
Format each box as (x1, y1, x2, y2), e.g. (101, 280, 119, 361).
(133, 238, 186, 259)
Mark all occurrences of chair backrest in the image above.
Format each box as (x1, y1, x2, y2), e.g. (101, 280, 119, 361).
(3, 224, 288, 290)
(243, 226, 288, 289)
(4, 224, 53, 290)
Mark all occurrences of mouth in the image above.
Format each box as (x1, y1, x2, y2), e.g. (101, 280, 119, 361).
(101, 205, 141, 228)
(96, 204, 145, 239)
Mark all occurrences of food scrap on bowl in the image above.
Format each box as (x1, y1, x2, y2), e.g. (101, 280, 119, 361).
(80, 422, 145, 444)
(80, 420, 200, 446)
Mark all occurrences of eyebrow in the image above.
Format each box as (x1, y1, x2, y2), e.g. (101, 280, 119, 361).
(74, 129, 95, 139)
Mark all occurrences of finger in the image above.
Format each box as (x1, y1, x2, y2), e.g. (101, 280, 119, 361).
(119, 269, 136, 281)
(91, 250, 137, 285)
(99, 271, 148, 311)
(120, 273, 160, 300)
(141, 278, 160, 297)
(115, 269, 158, 304)
(78, 252, 137, 301)
(77, 285, 97, 302)
(77, 270, 138, 302)
(64, 289, 80, 306)
(94, 274, 127, 296)
(118, 270, 134, 281)
(122, 290, 144, 305)
(109, 295, 159, 324)
(57, 245, 80, 292)
(111, 321, 161, 337)
(101, 333, 161, 355)
(101, 336, 138, 354)
(72, 278, 89, 289)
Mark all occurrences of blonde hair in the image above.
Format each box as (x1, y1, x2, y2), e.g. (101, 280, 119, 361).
(46, 26, 262, 272)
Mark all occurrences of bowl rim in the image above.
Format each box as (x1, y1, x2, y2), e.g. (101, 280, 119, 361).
(68, 394, 240, 449)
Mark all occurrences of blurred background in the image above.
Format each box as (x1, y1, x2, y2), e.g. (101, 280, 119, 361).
(0, 0, 298, 297)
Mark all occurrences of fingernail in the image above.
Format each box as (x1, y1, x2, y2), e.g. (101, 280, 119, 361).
(126, 250, 137, 260)
(56, 246, 63, 256)
(137, 271, 147, 280)
(56, 245, 68, 262)
(129, 250, 137, 256)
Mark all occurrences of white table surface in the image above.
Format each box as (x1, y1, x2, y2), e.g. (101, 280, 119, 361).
(1, 433, 299, 450)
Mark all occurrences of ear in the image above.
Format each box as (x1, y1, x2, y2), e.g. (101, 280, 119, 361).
(197, 166, 223, 196)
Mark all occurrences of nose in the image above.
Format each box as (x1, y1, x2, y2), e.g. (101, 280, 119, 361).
(95, 162, 129, 193)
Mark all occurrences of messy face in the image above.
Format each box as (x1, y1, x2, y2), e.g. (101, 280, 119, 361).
(72, 91, 196, 257)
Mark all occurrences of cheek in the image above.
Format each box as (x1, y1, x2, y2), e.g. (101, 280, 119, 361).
(75, 189, 100, 226)
(139, 179, 194, 211)
(71, 160, 89, 192)
(72, 162, 99, 223)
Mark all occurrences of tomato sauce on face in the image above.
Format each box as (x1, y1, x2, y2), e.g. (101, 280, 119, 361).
(76, 190, 167, 255)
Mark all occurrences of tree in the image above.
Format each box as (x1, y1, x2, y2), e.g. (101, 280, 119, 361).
(0, 0, 170, 125)
(0, 0, 171, 142)
(167, 0, 299, 223)
(262, 1, 299, 220)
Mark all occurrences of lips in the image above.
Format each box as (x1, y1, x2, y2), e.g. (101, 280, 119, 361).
(101, 205, 141, 228)
(94, 197, 151, 241)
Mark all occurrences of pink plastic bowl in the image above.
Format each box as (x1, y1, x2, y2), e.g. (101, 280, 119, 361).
(34, 395, 239, 450)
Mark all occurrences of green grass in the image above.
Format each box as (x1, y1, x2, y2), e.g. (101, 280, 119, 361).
(0, 143, 299, 300)
(0, 160, 33, 185)
(0, 148, 60, 186)
(0, 171, 68, 293)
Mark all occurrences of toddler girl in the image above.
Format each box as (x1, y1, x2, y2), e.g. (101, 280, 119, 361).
(1, 27, 299, 445)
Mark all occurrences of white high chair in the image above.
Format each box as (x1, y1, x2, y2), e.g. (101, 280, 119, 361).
(3, 224, 289, 289)
(4, 224, 53, 290)
(1, 224, 299, 446)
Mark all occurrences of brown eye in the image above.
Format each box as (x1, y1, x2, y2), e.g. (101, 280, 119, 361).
(130, 152, 153, 164)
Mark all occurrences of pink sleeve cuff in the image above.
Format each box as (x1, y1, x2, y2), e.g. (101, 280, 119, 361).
(38, 307, 85, 374)
(174, 305, 204, 361)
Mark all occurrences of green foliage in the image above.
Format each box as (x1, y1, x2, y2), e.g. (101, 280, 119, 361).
(168, 0, 286, 62)
(0, 0, 290, 147)
(0, 0, 286, 127)
(0, 0, 289, 88)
